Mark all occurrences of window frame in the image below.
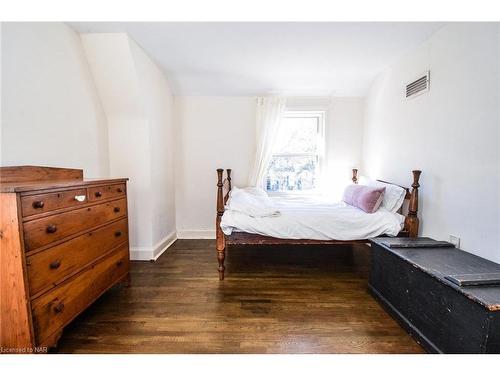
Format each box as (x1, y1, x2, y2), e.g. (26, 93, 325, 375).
(266, 109, 326, 196)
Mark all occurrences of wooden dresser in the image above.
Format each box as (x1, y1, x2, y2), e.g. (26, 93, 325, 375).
(0, 166, 130, 352)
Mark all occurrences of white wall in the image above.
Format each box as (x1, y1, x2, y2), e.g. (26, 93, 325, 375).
(81, 33, 176, 260)
(1, 25, 176, 261)
(174, 96, 365, 237)
(1, 23, 109, 178)
(175, 97, 257, 238)
(129, 41, 177, 248)
(81, 34, 153, 255)
(325, 98, 365, 199)
(362, 23, 500, 263)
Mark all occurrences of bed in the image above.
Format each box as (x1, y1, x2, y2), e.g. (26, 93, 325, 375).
(215, 168, 422, 280)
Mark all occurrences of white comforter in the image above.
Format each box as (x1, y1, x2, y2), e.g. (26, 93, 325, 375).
(220, 188, 404, 240)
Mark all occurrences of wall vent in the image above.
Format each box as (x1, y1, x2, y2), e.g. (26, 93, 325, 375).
(406, 71, 430, 99)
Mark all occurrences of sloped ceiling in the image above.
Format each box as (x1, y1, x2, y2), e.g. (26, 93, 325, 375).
(70, 22, 444, 96)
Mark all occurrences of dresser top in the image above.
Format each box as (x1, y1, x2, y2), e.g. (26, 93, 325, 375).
(371, 237, 500, 311)
(0, 166, 127, 193)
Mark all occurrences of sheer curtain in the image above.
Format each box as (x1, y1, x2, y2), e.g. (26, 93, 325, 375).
(248, 97, 287, 187)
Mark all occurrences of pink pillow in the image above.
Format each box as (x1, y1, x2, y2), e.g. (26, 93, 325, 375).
(342, 184, 386, 213)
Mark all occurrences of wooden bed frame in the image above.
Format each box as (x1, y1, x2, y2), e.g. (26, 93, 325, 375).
(215, 168, 422, 280)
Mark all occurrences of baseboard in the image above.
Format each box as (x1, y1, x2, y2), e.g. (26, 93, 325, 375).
(152, 232, 177, 261)
(129, 248, 151, 261)
(176, 230, 215, 239)
(130, 231, 177, 261)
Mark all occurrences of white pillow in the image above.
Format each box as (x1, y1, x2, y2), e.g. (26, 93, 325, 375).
(365, 179, 406, 213)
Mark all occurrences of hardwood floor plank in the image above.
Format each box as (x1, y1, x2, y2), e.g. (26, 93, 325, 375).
(53, 240, 424, 353)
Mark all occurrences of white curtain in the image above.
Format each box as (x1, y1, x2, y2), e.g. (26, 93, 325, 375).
(248, 97, 287, 187)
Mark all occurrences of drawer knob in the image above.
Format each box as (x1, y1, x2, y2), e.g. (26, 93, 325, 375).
(117, 188, 123, 193)
(114, 231, 122, 237)
(49, 260, 61, 269)
(95, 191, 102, 198)
(117, 260, 124, 267)
(53, 301, 65, 314)
(32, 201, 45, 209)
(74, 195, 86, 202)
(46, 224, 57, 234)
(114, 207, 121, 213)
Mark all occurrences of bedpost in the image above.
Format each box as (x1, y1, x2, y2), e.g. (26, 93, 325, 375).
(405, 170, 421, 238)
(224, 169, 232, 204)
(227, 169, 232, 191)
(216, 169, 226, 280)
(352, 168, 358, 184)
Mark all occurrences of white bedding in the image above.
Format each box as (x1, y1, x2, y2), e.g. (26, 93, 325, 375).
(226, 186, 280, 217)
(220, 189, 405, 240)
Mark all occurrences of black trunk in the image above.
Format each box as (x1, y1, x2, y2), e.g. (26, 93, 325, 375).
(369, 238, 500, 353)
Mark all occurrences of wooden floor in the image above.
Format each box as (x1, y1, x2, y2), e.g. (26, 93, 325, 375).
(54, 240, 424, 353)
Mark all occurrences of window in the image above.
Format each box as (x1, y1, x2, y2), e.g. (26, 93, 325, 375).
(265, 111, 325, 193)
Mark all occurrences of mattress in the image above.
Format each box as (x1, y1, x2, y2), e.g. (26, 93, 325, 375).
(220, 194, 405, 241)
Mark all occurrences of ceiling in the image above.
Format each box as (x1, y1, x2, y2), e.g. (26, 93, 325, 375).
(69, 22, 444, 96)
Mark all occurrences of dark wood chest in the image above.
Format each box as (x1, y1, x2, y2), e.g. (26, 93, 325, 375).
(369, 238, 500, 353)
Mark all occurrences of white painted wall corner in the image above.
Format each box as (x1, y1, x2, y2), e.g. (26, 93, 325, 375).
(130, 231, 177, 261)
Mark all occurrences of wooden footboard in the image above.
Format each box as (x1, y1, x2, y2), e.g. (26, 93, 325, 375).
(215, 168, 421, 280)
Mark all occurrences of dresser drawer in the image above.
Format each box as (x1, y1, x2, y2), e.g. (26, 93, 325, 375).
(31, 245, 129, 345)
(23, 198, 127, 252)
(88, 183, 126, 202)
(21, 188, 88, 217)
(26, 219, 129, 296)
